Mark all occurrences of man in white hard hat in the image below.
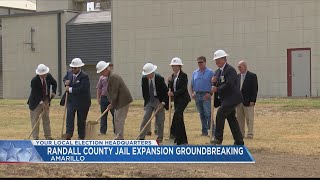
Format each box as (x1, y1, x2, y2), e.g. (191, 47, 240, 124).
(139, 62, 169, 143)
(211, 50, 244, 145)
(61, 58, 91, 140)
(96, 61, 133, 140)
(96, 62, 115, 136)
(27, 64, 57, 140)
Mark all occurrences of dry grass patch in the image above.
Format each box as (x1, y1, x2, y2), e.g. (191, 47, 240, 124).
(0, 98, 319, 156)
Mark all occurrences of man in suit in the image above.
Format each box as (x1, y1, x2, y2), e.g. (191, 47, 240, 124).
(96, 61, 133, 140)
(62, 58, 91, 140)
(211, 50, 244, 145)
(27, 64, 57, 140)
(139, 62, 169, 143)
(236, 61, 258, 139)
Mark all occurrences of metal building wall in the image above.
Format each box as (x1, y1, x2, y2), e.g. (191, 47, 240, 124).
(66, 22, 111, 97)
(66, 22, 111, 65)
(0, 35, 2, 98)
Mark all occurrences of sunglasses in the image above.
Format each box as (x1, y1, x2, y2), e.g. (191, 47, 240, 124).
(197, 61, 204, 64)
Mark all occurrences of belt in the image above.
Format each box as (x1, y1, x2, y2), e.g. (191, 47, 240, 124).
(195, 92, 210, 94)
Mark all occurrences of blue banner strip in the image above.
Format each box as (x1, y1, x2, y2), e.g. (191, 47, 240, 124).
(0, 140, 255, 163)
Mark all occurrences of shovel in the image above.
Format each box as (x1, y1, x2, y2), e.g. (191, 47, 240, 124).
(27, 94, 54, 140)
(61, 92, 68, 139)
(209, 92, 215, 143)
(136, 106, 161, 140)
(85, 108, 110, 140)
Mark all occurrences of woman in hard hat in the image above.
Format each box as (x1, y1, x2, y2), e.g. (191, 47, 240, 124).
(168, 57, 191, 145)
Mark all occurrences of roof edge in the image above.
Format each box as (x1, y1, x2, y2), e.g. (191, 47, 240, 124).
(0, 6, 35, 12)
(0, 10, 79, 18)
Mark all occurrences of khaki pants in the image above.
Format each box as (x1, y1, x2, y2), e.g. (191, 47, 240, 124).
(114, 104, 129, 140)
(236, 103, 254, 137)
(30, 101, 51, 139)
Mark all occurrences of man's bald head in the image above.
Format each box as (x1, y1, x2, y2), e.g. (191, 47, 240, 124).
(238, 60, 248, 74)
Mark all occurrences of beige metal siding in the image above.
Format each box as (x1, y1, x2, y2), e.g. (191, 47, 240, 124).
(0, 35, 2, 98)
(36, 0, 73, 12)
(112, 0, 320, 98)
(2, 14, 59, 98)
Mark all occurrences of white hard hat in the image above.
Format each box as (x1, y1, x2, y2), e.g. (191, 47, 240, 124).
(96, 61, 110, 73)
(36, 64, 49, 75)
(170, 57, 183, 66)
(213, 50, 228, 60)
(70, 58, 85, 67)
(142, 63, 157, 75)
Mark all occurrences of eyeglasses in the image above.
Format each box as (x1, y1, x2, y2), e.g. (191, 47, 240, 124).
(197, 61, 204, 64)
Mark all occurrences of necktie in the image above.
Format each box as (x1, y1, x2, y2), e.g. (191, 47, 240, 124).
(42, 78, 47, 100)
(149, 79, 155, 102)
(240, 74, 244, 90)
(72, 74, 76, 84)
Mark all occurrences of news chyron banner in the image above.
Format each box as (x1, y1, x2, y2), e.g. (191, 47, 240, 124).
(0, 140, 255, 163)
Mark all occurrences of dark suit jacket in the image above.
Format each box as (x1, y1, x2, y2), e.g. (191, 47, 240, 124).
(60, 70, 91, 108)
(142, 73, 169, 110)
(214, 63, 243, 107)
(238, 71, 258, 106)
(27, 73, 57, 111)
(168, 70, 191, 103)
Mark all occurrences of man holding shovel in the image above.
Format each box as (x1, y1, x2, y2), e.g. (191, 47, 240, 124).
(139, 62, 169, 143)
(61, 58, 91, 140)
(27, 64, 57, 140)
(96, 61, 133, 140)
(96, 63, 115, 135)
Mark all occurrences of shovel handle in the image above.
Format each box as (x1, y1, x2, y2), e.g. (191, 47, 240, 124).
(61, 92, 68, 137)
(168, 89, 172, 139)
(94, 108, 110, 122)
(209, 92, 215, 141)
(28, 102, 50, 139)
(136, 106, 161, 140)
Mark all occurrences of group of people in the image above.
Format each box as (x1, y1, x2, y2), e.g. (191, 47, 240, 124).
(27, 49, 258, 145)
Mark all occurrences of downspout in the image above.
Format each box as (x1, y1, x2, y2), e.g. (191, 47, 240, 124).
(57, 13, 62, 96)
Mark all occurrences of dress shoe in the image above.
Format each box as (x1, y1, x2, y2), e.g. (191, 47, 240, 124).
(246, 135, 253, 139)
(146, 131, 152, 136)
(210, 139, 222, 145)
(177, 141, 188, 145)
(156, 138, 163, 143)
(63, 134, 72, 140)
(45, 137, 54, 140)
(234, 140, 244, 145)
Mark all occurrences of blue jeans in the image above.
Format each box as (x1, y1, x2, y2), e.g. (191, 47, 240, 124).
(195, 92, 214, 135)
(100, 96, 115, 134)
